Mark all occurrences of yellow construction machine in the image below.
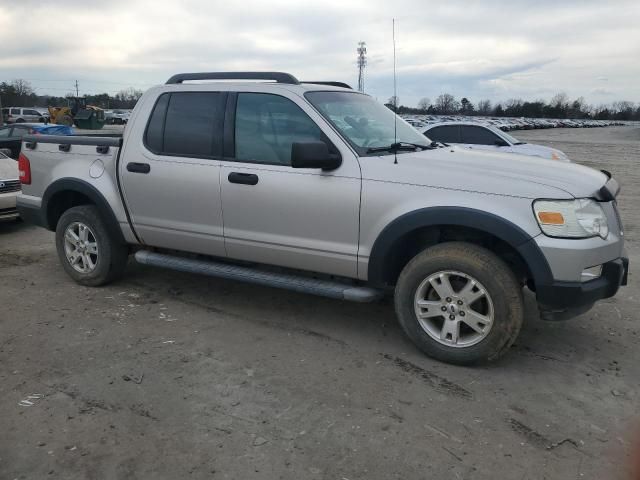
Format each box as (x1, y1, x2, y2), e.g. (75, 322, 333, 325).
(48, 97, 106, 129)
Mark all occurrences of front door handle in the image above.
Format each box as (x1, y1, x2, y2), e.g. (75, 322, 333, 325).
(228, 172, 259, 185)
(127, 162, 151, 174)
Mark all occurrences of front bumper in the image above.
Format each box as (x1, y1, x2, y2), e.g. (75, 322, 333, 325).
(536, 256, 629, 320)
(0, 191, 19, 220)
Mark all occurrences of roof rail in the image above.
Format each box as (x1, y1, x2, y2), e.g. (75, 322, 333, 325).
(166, 72, 300, 85)
(302, 81, 352, 89)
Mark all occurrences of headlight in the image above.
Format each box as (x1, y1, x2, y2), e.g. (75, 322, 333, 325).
(533, 199, 609, 239)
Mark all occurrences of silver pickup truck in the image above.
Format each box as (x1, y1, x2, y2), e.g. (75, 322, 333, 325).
(16, 72, 628, 365)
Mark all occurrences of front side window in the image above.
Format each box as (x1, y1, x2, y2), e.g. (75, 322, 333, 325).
(460, 126, 502, 146)
(0, 127, 10, 138)
(426, 125, 460, 144)
(305, 91, 427, 156)
(234, 93, 323, 165)
(144, 92, 224, 158)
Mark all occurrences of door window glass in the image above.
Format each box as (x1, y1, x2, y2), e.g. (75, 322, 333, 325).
(144, 92, 224, 158)
(235, 93, 323, 165)
(425, 125, 460, 143)
(460, 126, 502, 146)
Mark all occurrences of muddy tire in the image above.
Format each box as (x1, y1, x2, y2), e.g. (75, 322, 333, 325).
(55, 205, 128, 287)
(394, 242, 523, 365)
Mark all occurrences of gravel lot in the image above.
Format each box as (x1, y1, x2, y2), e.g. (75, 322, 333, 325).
(1, 127, 638, 480)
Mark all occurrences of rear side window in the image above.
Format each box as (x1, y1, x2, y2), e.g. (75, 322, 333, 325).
(235, 93, 322, 165)
(11, 108, 20, 115)
(24, 109, 40, 116)
(144, 92, 225, 158)
(460, 126, 502, 146)
(425, 125, 460, 143)
(0, 127, 10, 138)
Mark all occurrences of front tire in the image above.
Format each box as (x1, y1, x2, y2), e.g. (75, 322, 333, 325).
(55, 205, 129, 286)
(394, 242, 523, 365)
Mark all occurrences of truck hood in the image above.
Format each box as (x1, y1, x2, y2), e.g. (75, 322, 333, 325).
(362, 147, 608, 200)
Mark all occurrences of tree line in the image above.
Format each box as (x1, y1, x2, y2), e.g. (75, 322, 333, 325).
(0, 79, 143, 110)
(386, 92, 640, 121)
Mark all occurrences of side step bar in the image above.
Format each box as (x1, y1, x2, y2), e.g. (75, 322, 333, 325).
(134, 251, 384, 303)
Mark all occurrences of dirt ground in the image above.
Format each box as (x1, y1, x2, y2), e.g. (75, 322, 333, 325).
(1, 127, 638, 480)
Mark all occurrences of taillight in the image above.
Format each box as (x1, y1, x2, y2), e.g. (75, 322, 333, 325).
(18, 153, 31, 184)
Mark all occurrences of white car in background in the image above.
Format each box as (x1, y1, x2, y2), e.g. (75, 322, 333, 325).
(422, 122, 570, 161)
(0, 149, 20, 221)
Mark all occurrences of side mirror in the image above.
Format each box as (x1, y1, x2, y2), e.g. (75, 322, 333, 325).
(291, 141, 341, 170)
(494, 139, 509, 147)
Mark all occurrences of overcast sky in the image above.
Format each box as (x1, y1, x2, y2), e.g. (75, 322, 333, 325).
(1, 0, 638, 107)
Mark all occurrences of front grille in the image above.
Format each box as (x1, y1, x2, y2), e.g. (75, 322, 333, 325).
(0, 207, 18, 216)
(0, 179, 20, 194)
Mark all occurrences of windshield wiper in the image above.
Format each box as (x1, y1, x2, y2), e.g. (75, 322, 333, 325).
(366, 142, 435, 153)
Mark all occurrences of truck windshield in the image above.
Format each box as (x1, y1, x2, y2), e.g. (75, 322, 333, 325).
(305, 91, 429, 156)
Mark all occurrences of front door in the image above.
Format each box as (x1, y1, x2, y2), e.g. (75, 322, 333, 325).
(220, 92, 361, 278)
(119, 91, 226, 257)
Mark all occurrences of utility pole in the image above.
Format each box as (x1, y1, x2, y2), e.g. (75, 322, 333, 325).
(75, 80, 79, 98)
(357, 41, 367, 93)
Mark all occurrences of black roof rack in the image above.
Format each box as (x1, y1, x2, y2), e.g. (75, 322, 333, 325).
(166, 72, 300, 85)
(302, 81, 352, 89)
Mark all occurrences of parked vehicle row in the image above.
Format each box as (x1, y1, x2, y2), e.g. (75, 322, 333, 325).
(403, 114, 627, 132)
(16, 72, 628, 366)
(104, 109, 131, 125)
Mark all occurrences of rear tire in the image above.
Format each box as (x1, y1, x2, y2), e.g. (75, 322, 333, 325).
(394, 242, 523, 365)
(55, 205, 128, 286)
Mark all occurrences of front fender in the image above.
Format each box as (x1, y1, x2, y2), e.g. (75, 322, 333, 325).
(367, 206, 553, 288)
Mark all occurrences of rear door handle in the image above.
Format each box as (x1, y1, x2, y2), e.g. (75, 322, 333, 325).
(228, 172, 259, 185)
(127, 162, 151, 174)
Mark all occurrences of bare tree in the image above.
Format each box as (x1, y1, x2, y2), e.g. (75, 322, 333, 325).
(11, 79, 34, 97)
(417, 97, 431, 112)
(550, 92, 569, 109)
(434, 93, 459, 114)
(477, 99, 492, 115)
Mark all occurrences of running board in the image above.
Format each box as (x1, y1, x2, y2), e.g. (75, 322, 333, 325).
(134, 251, 384, 303)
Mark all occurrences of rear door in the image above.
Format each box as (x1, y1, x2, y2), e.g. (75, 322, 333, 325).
(220, 91, 361, 278)
(119, 91, 227, 257)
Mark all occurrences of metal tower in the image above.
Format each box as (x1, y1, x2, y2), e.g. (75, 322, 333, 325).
(357, 41, 367, 93)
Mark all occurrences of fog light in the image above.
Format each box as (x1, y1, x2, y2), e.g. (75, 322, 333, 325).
(581, 265, 603, 282)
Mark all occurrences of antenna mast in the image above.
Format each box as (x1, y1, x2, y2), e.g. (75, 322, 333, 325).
(392, 18, 398, 164)
(357, 41, 367, 93)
